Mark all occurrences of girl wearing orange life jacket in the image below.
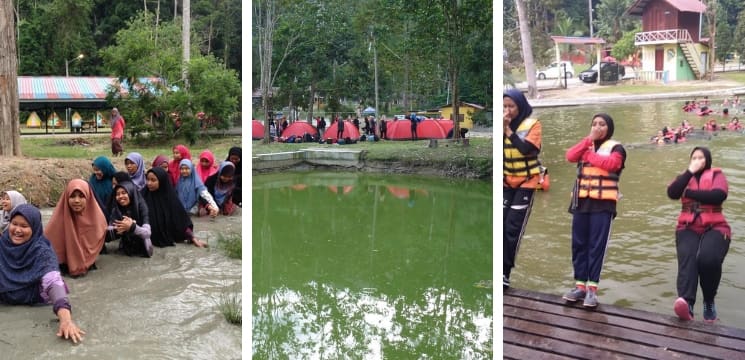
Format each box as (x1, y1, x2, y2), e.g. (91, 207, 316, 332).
(503, 88, 543, 290)
(667, 147, 730, 323)
(563, 113, 626, 308)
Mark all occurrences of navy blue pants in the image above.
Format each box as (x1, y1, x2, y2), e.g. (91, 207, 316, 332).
(676, 229, 729, 306)
(571, 211, 613, 284)
(503, 187, 535, 278)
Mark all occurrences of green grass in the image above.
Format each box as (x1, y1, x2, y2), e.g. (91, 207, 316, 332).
(216, 284, 241, 326)
(21, 134, 241, 162)
(217, 232, 242, 259)
(718, 72, 745, 84)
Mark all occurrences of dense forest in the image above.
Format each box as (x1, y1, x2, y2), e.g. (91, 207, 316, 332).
(15, 0, 241, 76)
(504, 0, 745, 74)
(252, 0, 492, 123)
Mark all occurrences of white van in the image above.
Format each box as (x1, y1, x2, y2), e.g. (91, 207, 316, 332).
(536, 61, 574, 79)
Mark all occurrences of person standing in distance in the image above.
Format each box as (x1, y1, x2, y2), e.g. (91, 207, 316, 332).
(110, 108, 126, 157)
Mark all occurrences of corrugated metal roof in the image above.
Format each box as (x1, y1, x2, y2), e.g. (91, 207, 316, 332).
(18, 76, 116, 101)
(17, 76, 167, 103)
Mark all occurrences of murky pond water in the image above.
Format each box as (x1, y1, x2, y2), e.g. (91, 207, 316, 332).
(513, 100, 745, 328)
(0, 209, 242, 359)
(252, 172, 493, 358)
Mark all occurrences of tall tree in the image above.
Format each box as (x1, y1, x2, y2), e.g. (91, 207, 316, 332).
(0, 0, 21, 156)
(515, 0, 537, 99)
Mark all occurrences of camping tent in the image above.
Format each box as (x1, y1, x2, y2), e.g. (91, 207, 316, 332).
(252, 120, 265, 140)
(281, 121, 318, 138)
(47, 112, 62, 128)
(386, 119, 449, 140)
(26, 111, 41, 128)
(361, 107, 375, 115)
(324, 120, 360, 141)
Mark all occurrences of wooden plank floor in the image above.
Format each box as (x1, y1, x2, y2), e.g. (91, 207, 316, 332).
(504, 288, 745, 360)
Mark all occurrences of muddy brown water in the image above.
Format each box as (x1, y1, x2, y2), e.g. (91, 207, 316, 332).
(0, 208, 242, 359)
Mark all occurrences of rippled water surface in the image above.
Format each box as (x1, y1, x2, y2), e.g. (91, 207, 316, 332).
(0, 210, 242, 359)
(514, 101, 745, 327)
(252, 172, 493, 358)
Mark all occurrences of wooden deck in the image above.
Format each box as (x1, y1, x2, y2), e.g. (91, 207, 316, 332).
(504, 288, 745, 360)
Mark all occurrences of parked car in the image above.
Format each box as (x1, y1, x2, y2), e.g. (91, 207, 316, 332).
(536, 61, 574, 80)
(579, 62, 626, 83)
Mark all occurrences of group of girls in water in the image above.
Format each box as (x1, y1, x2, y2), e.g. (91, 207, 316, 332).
(0, 144, 242, 344)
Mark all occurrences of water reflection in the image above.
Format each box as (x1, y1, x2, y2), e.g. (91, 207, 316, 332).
(252, 172, 493, 358)
(516, 101, 745, 328)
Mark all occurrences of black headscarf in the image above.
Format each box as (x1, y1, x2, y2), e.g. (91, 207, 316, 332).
(690, 146, 713, 172)
(226, 147, 242, 176)
(113, 171, 132, 185)
(592, 113, 615, 141)
(109, 181, 149, 226)
(0, 204, 59, 305)
(503, 88, 533, 131)
(142, 167, 193, 247)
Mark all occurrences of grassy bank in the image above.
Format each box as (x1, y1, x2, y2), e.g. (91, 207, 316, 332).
(252, 137, 494, 179)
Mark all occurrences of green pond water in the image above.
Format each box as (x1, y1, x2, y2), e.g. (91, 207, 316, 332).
(514, 99, 745, 328)
(252, 172, 493, 358)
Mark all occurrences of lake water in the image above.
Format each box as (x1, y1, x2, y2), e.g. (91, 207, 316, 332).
(252, 172, 493, 358)
(0, 209, 242, 359)
(512, 100, 745, 327)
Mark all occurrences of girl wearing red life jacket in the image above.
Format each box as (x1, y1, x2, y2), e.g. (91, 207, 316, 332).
(667, 147, 730, 323)
(563, 113, 626, 308)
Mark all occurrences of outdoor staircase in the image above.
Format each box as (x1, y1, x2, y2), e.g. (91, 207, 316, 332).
(680, 41, 704, 80)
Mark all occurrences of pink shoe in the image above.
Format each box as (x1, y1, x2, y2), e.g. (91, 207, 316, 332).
(674, 297, 693, 321)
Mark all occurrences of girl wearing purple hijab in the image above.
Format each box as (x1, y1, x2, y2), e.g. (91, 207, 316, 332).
(0, 204, 85, 343)
(503, 88, 543, 289)
(124, 152, 146, 191)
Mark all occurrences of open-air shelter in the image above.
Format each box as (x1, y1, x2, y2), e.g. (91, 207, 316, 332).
(549, 36, 606, 85)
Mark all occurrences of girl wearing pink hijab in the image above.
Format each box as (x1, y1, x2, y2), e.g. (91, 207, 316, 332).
(168, 145, 191, 186)
(195, 150, 218, 183)
(45, 179, 107, 277)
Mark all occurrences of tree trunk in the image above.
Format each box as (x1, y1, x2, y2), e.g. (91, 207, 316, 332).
(307, 83, 315, 123)
(257, 0, 276, 144)
(182, 0, 191, 87)
(0, 1, 21, 156)
(707, 0, 716, 81)
(515, 0, 537, 99)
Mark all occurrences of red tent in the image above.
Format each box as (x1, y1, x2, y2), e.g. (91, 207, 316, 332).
(281, 121, 318, 138)
(387, 119, 449, 140)
(252, 120, 265, 140)
(386, 186, 429, 199)
(328, 185, 354, 194)
(436, 119, 454, 135)
(324, 120, 360, 141)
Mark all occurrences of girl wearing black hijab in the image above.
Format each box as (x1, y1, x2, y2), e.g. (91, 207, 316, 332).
(142, 167, 207, 248)
(563, 113, 626, 308)
(667, 146, 730, 322)
(226, 147, 242, 207)
(503, 88, 543, 289)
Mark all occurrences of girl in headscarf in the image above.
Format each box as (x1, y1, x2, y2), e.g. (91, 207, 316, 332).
(110, 107, 125, 157)
(226, 147, 242, 207)
(503, 89, 543, 289)
(0, 204, 85, 343)
(112, 171, 131, 188)
(196, 150, 218, 183)
(205, 161, 237, 215)
(45, 179, 107, 277)
(124, 152, 146, 191)
(0, 190, 27, 232)
(667, 147, 730, 323)
(151, 154, 170, 172)
(107, 181, 152, 257)
(89, 156, 117, 211)
(168, 145, 192, 186)
(143, 167, 207, 248)
(563, 113, 626, 308)
(176, 159, 218, 217)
